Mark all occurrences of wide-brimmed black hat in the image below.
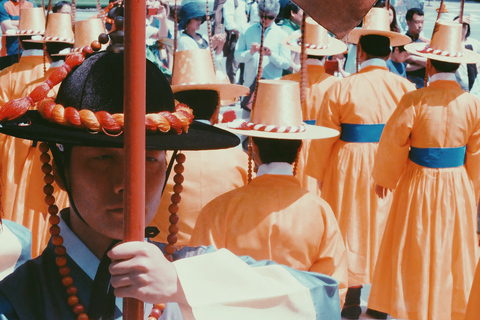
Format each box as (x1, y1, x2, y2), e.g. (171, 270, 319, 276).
(0, 51, 239, 150)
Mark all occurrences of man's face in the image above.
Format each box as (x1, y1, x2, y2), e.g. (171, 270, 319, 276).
(67, 146, 166, 240)
(407, 13, 424, 36)
(259, 11, 276, 28)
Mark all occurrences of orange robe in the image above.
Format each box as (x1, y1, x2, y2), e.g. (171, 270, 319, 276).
(190, 172, 348, 303)
(465, 258, 480, 319)
(150, 148, 248, 246)
(282, 65, 339, 196)
(368, 79, 480, 320)
(0, 55, 55, 258)
(305, 64, 415, 285)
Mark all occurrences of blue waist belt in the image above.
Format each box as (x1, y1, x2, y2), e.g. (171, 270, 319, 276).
(409, 146, 466, 168)
(304, 120, 316, 125)
(340, 123, 385, 143)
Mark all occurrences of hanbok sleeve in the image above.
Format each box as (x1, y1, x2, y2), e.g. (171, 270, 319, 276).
(305, 82, 342, 181)
(173, 248, 341, 320)
(465, 96, 480, 202)
(373, 93, 415, 189)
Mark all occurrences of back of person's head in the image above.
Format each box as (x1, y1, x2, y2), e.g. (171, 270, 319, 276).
(45, 42, 72, 61)
(258, 0, 281, 15)
(174, 90, 219, 121)
(252, 137, 302, 164)
(359, 34, 391, 58)
(394, 45, 405, 53)
(430, 59, 460, 73)
(406, 8, 424, 21)
(52, 1, 71, 13)
(282, 1, 300, 19)
(19, 36, 44, 50)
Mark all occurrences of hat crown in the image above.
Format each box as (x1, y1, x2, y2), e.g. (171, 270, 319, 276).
(44, 13, 73, 40)
(304, 17, 330, 47)
(172, 49, 219, 86)
(74, 19, 106, 49)
(252, 80, 303, 127)
(19, 8, 45, 33)
(429, 20, 463, 54)
(362, 7, 390, 32)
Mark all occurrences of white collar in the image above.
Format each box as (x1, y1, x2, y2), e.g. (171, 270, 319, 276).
(256, 162, 293, 177)
(430, 72, 457, 83)
(360, 58, 387, 70)
(49, 60, 64, 69)
(195, 119, 211, 125)
(21, 49, 44, 57)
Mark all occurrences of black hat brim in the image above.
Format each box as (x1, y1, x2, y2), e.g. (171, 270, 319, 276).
(0, 111, 240, 150)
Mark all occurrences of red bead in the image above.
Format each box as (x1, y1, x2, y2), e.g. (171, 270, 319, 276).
(44, 173, 54, 184)
(42, 163, 53, 174)
(82, 46, 93, 55)
(49, 215, 60, 225)
(55, 245, 67, 256)
(43, 184, 54, 195)
(59, 266, 70, 276)
(154, 303, 166, 310)
(168, 204, 179, 214)
(66, 285, 78, 295)
(45, 194, 55, 206)
(173, 184, 183, 194)
(76, 314, 88, 320)
(52, 235, 64, 246)
(48, 205, 59, 215)
(168, 224, 179, 234)
(150, 307, 162, 318)
(173, 174, 184, 184)
(167, 234, 178, 244)
(39, 152, 51, 164)
(62, 276, 73, 287)
(73, 304, 85, 315)
(39, 142, 49, 153)
(98, 33, 110, 44)
(173, 164, 184, 174)
(67, 295, 79, 306)
(148, 317, 157, 320)
(50, 225, 61, 236)
(170, 193, 181, 204)
(165, 254, 173, 262)
(91, 40, 102, 51)
(168, 214, 179, 224)
(176, 153, 186, 163)
(165, 244, 176, 254)
(56, 256, 67, 267)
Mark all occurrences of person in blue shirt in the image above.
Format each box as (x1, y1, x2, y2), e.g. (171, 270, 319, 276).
(387, 45, 409, 78)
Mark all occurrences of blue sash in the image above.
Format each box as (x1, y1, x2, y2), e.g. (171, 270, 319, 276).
(409, 146, 466, 168)
(304, 120, 316, 125)
(340, 123, 385, 143)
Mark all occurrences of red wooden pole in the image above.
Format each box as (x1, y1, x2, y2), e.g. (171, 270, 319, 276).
(123, 0, 146, 319)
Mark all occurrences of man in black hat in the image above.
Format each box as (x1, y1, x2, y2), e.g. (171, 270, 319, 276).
(0, 49, 341, 319)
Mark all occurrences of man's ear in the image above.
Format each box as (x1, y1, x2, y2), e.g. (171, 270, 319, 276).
(52, 159, 67, 191)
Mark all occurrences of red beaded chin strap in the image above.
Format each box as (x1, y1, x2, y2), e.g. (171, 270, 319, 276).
(247, 137, 253, 183)
(39, 142, 184, 320)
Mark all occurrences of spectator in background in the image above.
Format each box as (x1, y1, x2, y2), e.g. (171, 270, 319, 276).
(387, 45, 409, 78)
(278, 1, 302, 75)
(404, 8, 428, 88)
(454, 15, 480, 92)
(0, 0, 36, 70)
(52, 1, 71, 14)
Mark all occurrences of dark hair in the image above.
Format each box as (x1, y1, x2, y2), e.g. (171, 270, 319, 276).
(359, 35, 391, 58)
(430, 59, 460, 73)
(393, 45, 405, 52)
(406, 8, 424, 21)
(52, 1, 71, 13)
(376, 2, 400, 32)
(174, 90, 219, 121)
(19, 36, 44, 50)
(282, 1, 300, 20)
(454, 15, 470, 38)
(45, 42, 73, 61)
(252, 137, 302, 164)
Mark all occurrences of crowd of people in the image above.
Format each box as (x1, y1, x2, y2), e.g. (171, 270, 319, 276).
(0, 0, 479, 320)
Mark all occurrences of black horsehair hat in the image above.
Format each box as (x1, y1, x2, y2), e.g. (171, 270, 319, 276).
(0, 50, 239, 150)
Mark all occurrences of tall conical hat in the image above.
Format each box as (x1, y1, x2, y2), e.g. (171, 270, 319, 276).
(3, 8, 46, 37)
(282, 17, 347, 56)
(347, 7, 411, 47)
(25, 13, 74, 44)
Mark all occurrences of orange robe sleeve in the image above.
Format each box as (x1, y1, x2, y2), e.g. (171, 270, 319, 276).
(465, 98, 480, 202)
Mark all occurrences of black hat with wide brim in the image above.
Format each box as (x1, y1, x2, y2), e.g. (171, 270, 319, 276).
(0, 51, 239, 150)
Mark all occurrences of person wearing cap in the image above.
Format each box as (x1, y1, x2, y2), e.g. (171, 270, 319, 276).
(234, 0, 290, 91)
(190, 79, 348, 309)
(368, 19, 480, 320)
(305, 7, 415, 319)
(0, 34, 342, 319)
(280, 18, 346, 195)
(0, 0, 36, 69)
(150, 49, 250, 246)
